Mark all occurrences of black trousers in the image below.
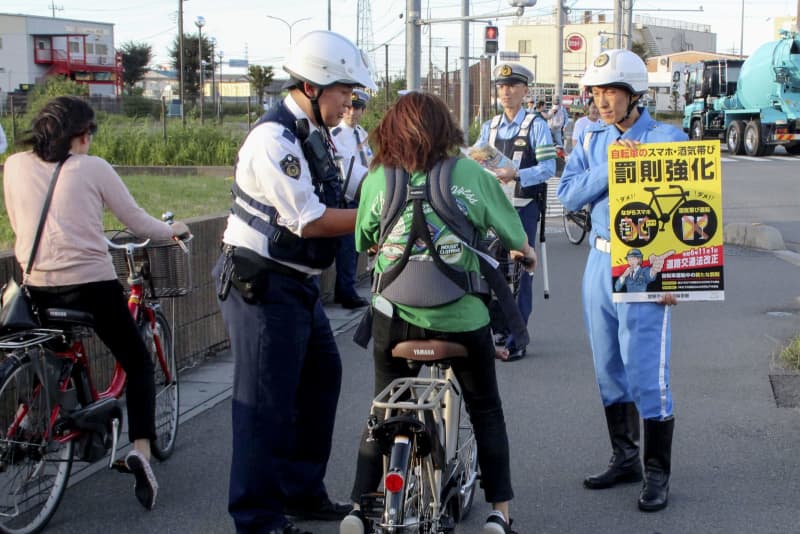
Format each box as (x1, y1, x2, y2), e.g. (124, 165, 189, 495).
(349, 309, 514, 504)
(28, 280, 156, 442)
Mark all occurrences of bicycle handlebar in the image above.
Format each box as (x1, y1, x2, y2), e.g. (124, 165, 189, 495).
(105, 237, 151, 250)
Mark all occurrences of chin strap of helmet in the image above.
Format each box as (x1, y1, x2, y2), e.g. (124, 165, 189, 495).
(617, 93, 641, 126)
(300, 83, 334, 144)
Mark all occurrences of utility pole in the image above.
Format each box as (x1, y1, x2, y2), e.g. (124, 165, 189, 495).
(460, 0, 469, 142)
(406, 0, 421, 91)
(623, 0, 633, 49)
(384, 44, 389, 108)
(555, 0, 564, 104)
(613, 0, 622, 48)
(178, 0, 185, 126)
(797, 0, 800, 32)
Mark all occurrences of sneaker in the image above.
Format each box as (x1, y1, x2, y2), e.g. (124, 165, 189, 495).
(339, 509, 369, 534)
(285, 496, 350, 521)
(482, 511, 518, 534)
(124, 450, 158, 510)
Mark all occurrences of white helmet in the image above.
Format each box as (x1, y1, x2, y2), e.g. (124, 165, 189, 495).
(284, 30, 377, 90)
(581, 49, 648, 95)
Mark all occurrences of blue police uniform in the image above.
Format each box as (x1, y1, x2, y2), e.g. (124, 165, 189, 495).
(615, 266, 656, 292)
(557, 107, 687, 419)
(477, 108, 555, 356)
(213, 95, 343, 533)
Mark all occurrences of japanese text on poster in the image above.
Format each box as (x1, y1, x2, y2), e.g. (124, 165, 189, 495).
(608, 140, 724, 303)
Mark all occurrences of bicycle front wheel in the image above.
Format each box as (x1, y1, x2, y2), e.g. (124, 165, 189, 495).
(563, 210, 588, 245)
(0, 353, 74, 534)
(144, 310, 179, 460)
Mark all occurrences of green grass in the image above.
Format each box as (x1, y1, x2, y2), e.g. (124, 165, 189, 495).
(780, 335, 800, 371)
(0, 174, 232, 250)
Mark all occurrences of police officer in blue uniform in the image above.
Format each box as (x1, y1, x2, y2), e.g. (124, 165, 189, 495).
(212, 31, 376, 534)
(614, 249, 656, 292)
(558, 49, 686, 512)
(331, 89, 372, 309)
(476, 62, 556, 361)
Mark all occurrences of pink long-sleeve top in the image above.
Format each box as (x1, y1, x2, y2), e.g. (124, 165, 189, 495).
(3, 151, 175, 287)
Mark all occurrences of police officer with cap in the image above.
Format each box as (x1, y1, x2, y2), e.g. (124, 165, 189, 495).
(331, 89, 373, 308)
(476, 61, 556, 362)
(614, 248, 656, 293)
(558, 49, 686, 513)
(212, 30, 376, 534)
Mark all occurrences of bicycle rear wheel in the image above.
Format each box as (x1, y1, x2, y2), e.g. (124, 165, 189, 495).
(563, 210, 588, 245)
(453, 408, 478, 522)
(0, 353, 73, 534)
(144, 310, 179, 460)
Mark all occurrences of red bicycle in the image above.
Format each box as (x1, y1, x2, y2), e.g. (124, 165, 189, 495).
(0, 227, 190, 533)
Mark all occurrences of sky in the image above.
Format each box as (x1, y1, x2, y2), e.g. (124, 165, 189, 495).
(3, 0, 797, 78)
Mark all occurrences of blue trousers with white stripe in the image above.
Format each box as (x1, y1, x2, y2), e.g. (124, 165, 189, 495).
(582, 247, 673, 420)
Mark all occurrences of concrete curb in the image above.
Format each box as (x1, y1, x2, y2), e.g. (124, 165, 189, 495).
(724, 222, 786, 251)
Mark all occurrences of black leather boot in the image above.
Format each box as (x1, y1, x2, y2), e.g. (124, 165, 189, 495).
(584, 402, 643, 489)
(638, 417, 675, 512)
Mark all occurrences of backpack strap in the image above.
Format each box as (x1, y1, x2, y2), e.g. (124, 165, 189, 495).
(487, 114, 503, 146)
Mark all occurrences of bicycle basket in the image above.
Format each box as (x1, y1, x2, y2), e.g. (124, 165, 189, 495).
(108, 232, 193, 298)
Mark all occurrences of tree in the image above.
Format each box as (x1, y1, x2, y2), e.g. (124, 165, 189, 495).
(631, 41, 650, 62)
(247, 65, 274, 106)
(120, 41, 152, 95)
(168, 34, 214, 103)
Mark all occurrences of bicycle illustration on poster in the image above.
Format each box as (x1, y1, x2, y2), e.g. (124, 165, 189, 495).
(608, 140, 725, 303)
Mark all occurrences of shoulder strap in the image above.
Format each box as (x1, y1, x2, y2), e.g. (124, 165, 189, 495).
(426, 156, 478, 248)
(518, 112, 536, 136)
(582, 130, 594, 154)
(488, 114, 503, 145)
(377, 166, 410, 250)
(25, 156, 70, 279)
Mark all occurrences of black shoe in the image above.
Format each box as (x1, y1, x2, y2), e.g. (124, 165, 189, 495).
(482, 511, 518, 534)
(267, 522, 313, 534)
(124, 450, 158, 511)
(339, 509, 369, 534)
(493, 332, 508, 346)
(286, 496, 351, 521)
(504, 347, 526, 362)
(336, 296, 369, 309)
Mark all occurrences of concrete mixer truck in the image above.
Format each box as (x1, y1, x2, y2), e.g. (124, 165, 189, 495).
(681, 30, 800, 156)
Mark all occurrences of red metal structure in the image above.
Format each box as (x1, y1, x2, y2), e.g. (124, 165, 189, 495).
(32, 33, 123, 95)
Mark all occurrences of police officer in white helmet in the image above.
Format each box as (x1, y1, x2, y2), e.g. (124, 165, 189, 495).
(212, 30, 375, 534)
(557, 49, 687, 513)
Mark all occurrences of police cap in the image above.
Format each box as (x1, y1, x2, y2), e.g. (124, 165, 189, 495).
(626, 248, 643, 258)
(492, 62, 533, 86)
(351, 89, 370, 107)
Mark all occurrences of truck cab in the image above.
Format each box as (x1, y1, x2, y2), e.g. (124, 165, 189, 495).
(682, 59, 744, 144)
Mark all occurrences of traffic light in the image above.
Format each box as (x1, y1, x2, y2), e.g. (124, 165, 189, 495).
(484, 25, 499, 55)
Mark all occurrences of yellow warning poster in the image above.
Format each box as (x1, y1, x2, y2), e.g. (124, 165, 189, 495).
(608, 140, 724, 303)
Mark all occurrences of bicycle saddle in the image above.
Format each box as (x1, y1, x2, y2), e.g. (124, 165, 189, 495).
(391, 340, 468, 362)
(42, 308, 95, 327)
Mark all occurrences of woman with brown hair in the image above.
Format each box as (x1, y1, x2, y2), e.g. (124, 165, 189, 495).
(339, 92, 536, 534)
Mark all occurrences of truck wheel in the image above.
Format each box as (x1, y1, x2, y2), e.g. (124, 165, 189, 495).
(744, 120, 765, 156)
(726, 121, 745, 154)
(690, 119, 703, 140)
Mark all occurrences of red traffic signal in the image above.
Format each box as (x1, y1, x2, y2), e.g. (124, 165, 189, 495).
(484, 25, 499, 55)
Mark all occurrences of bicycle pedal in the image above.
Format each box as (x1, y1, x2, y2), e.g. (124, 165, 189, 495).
(359, 492, 385, 517)
(110, 458, 132, 474)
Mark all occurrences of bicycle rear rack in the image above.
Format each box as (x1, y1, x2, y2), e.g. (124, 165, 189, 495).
(0, 329, 63, 350)
(371, 377, 459, 412)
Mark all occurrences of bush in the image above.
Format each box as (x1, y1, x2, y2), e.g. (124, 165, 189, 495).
(121, 95, 161, 119)
(780, 335, 800, 371)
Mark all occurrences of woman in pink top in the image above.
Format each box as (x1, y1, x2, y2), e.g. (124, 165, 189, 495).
(3, 96, 190, 511)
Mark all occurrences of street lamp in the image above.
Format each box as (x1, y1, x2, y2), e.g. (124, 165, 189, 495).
(265, 15, 311, 46)
(195, 15, 206, 124)
(209, 36, 217, 112)
(217, 50, 224, 122)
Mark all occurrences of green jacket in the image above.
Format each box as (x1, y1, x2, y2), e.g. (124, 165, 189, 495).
(355, 157, 526, 332)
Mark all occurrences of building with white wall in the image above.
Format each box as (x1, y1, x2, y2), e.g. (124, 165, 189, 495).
(0, 13, 121, 98)
(504, 10, 716, 106)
